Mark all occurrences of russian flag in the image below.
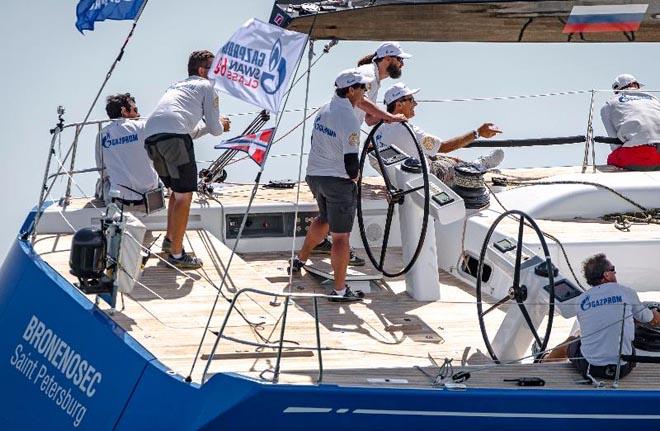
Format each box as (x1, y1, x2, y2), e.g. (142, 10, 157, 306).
(563, 4, 648, 34)
(214, 127, 276, 166)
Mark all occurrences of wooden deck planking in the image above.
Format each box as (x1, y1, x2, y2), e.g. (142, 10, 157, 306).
(33, 166, 660, 391)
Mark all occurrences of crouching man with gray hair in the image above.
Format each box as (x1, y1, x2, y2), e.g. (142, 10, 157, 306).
(542, 253, 660, 379)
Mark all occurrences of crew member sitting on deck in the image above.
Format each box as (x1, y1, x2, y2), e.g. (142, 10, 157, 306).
(288, 68, 373, 302)
(374, 83, 504, 186)
(541, 253, 660, 379)
(95, 93, 159, 206)
(601, 74, 660, 170)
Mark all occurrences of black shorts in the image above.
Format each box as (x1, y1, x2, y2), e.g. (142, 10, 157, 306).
(306, 175, 357, 234)
(568, 339, 635, 380)
(145, 133, 197, 193)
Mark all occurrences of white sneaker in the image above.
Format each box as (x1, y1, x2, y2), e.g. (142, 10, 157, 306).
(473, 149, 504, 170)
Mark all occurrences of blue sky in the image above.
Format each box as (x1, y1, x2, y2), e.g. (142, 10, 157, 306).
(1, 0, 659, 261)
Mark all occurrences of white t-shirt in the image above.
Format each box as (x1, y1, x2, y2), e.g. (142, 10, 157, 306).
(95, 119, 159, 201)
(600, 91, 660, 148)
(306, 95, 361, 179)
(354, 62, 380, 124)
(576, 282, 653, 365)
(145, 76, 224, 139)
(374, 122, 443, 167)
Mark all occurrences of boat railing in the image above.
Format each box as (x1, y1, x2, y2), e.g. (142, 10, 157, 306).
(201, 287, 328, 385)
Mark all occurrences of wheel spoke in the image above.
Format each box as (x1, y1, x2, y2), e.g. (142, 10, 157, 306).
(481, 293, 514, 317)
(517, 302, 543, 348)
(379, 203, 396, 268)
(511, 216, 525, 289)
(399, 184, 424, 196)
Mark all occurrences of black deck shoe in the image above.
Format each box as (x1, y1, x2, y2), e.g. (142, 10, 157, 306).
(328, 287, 364, 302)
(287, 257, 305, 274)
(349, 249, 366, 267)
(167, 252, 203, 270)
(311, 238, 332, 255)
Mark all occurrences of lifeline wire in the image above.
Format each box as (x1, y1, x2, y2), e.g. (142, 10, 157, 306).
(193, 14, 321, 384)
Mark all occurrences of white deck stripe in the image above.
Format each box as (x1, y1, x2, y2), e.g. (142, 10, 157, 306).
(283, 407, 660, 420)
(353, 409, 660, 420)
(570, 4, 648, 16)
(283, 407, 333, 413)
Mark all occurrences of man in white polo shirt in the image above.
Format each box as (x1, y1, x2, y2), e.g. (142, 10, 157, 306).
(601, 73, 660, 170)
(288, 68, 373, 302)
(355, 41, 412, 126)
(145, 50, 231, 270)
(311, 42, 411, 262)
(542, 253, 660, 379)
(95, 93, 159, 207)
(374, 83, 504, 185)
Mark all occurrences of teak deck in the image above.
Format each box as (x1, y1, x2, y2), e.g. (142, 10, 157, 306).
(33, 229, 659, 391)
(33, 165, 659, 391)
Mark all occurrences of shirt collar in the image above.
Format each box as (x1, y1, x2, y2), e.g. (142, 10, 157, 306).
(331, 94, 354, 110)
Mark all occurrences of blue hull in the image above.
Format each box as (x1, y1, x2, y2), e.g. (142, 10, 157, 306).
(1, 212, 659, 430)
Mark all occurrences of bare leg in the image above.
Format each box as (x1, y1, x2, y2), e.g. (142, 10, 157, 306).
(169, 192, 193, 256)
(330, 232, 350, 292)
(165, 193, 176, 241)
(298, 217, 329, 261)
(541, 336, 578, 363)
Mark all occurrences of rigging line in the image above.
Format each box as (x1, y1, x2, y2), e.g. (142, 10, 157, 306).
(582, 90, 597, 173)
(62, 0, 150, 207)
(192, 14, 322, 384)
(286, 39, 316, 298)
(416, 89, 592, 103)
(465, 308, 640, 376)
(224, 106, 321, 118)
(273, 107, 321, 144)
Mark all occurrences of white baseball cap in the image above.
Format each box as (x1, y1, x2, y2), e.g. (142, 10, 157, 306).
(612, 74, 644, 90)
(334, 68, 374, 89)
(383, 83, 420, 105)
(375, 41, 413, 60)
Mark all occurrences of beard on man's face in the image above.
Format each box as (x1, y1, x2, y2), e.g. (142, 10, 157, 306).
(387, 63, 402, 79)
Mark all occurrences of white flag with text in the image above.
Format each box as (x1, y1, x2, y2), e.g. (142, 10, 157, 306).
(209, 18, 307, 113)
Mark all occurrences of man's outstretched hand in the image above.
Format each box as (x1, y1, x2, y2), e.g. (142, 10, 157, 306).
(477, 123, 502, 139)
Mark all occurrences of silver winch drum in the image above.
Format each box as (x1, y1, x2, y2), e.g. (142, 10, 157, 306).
(634, 302, 660, 352)
(451, 163, 490, 209)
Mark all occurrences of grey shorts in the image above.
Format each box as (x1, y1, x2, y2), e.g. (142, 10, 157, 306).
(306, 175, 357, 234)
(145, 133, 197, 193)
(567, 339, 634, 379)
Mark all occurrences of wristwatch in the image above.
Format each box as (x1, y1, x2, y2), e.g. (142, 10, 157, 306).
(472, 130, 479, 140)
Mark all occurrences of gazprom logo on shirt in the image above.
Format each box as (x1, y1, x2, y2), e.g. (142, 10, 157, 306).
(580, 294, 623, 311)
(618, 93, 654, 103)
(101, 133, 138, 149)
(314, 116, 336, 137)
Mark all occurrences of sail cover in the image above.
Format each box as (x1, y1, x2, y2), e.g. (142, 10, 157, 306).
(269, 1, 660, 42)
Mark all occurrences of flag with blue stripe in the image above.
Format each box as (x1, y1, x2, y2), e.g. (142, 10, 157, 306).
(75, 0, 145, 33)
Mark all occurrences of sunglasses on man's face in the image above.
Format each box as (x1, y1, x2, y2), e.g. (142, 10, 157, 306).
(399, 96, 415, 103)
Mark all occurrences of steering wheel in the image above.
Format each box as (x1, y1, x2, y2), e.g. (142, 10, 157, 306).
(356, 120, 431, 278)
(475, 210, 555, 363)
